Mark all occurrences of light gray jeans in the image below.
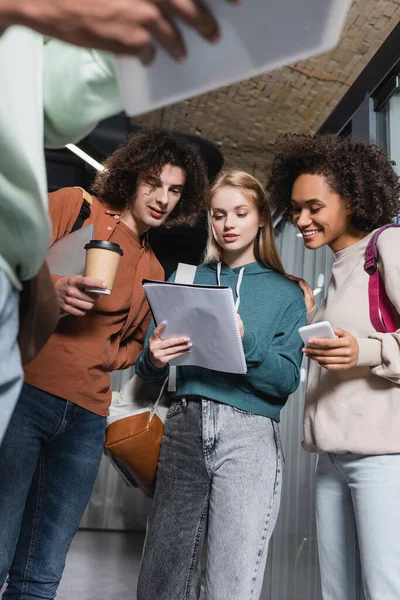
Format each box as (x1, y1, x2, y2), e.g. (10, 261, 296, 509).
(316, 452, 400, 600)
(137, 397, 283, 600)
(0, 269, 23, 445)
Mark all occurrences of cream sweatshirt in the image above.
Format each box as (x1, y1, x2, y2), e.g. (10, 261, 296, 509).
(303, 227, 400, 454)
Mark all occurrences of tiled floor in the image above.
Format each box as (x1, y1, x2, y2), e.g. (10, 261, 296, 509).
(1, 530, 145, 600)
(0, 529, 317, 599)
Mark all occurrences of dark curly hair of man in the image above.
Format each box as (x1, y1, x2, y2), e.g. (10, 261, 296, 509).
(267, 133, 400, 231)
(91, 128, 208, 227)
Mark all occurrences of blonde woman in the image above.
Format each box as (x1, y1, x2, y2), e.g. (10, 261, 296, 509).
(135, 169, 306, 600)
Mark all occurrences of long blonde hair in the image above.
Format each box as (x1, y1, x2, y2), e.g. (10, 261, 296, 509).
(204, 169, 285, 275)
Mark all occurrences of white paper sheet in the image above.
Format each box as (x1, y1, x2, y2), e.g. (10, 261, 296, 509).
(115, 0, 351, 116)
(46, 225, 94, 276)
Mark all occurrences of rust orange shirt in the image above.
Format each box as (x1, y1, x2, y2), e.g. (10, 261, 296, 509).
(24, 187, 164, 416)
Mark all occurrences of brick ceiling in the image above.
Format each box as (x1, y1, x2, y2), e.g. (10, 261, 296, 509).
(133, 0, 400, 180)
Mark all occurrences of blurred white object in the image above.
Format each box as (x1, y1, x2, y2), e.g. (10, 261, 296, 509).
(313, 272, 325, 296)
(46, 225, 94, 276)
(116, 0, 351, 117)
(65, 144, 104, 171)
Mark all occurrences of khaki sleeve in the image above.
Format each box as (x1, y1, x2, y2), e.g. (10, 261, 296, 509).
(111, 258, 164, 371)
(43, 40, 122, 148)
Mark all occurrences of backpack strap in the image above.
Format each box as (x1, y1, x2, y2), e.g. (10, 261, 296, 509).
(364, 223, 400, 333)
(71, 187, 93, 232)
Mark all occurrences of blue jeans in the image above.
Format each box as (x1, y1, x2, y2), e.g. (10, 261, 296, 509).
(0, 269, 23, 445)
(137, 397, 283, 600)
(0, 383, 106, 599)
(316, 452, 400, 600)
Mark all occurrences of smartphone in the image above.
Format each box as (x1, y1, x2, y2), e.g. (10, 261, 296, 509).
(298, 321, 337, 346)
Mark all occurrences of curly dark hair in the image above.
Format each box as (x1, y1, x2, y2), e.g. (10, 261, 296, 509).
(91, 128, 208, 227)
(267, 134, 400, 231)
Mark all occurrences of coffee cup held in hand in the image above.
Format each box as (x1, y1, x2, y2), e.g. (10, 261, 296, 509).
(84, 240, 123, 295)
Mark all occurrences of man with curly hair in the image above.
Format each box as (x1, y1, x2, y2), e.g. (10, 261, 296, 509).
(0, 128, 207, 598)
(267, 133, 400, 600)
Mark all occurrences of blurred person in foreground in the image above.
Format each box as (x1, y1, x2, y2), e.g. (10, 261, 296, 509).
(0, 0, 241, 444)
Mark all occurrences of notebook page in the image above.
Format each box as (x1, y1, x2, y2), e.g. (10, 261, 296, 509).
(143, 282, 246, 374)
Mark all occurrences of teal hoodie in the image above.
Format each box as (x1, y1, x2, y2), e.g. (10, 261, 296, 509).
(136, 261, 306, 421)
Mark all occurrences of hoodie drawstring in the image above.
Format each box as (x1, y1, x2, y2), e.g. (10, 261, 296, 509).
(217, 262, 244, 312)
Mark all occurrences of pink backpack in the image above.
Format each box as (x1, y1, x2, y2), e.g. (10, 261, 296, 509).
(364, 224, 400, 333)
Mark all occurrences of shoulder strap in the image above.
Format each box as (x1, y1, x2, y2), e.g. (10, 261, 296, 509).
(364, 223, 399, 274)
(74, 186, 93, 206)
(168, 263, 197, 392)
(71, 187, 93, 232)
(364, 224, 400, 333)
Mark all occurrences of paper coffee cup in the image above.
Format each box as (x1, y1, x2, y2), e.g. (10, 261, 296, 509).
(84, 240, 123, 295)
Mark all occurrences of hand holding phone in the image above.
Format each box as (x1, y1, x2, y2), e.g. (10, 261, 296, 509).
(298, 321, 337, 346)
(299, 323, 359, 370)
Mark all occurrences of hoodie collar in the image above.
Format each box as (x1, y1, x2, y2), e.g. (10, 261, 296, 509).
(213, 260, 272, 275)
(216, 261, 244, 311)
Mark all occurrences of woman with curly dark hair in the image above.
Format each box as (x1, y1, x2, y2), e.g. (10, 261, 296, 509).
(267, 133, 400, 600)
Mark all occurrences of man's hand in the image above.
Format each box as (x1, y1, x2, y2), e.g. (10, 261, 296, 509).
(303, 328, 359, 371)
(148, 321, 192, 368)
(55, 275, 107, 317)
(2, 0, 242, 64)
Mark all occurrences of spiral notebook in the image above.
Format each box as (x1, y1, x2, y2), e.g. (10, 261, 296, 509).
(142, 280, 247, 374)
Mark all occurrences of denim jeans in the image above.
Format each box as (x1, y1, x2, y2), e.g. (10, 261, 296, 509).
(137, 397, 283, 600)
(316, 452, 400, 600)
(0, 383, 106, 599)
(0, 269, 23, 445)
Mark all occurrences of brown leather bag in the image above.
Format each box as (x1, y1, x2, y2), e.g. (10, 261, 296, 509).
(105, 376, 168, 497)
(18, 261, 60, 365)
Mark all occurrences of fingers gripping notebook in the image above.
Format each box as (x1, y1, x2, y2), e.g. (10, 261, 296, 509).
(143, 279, 247, 374)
